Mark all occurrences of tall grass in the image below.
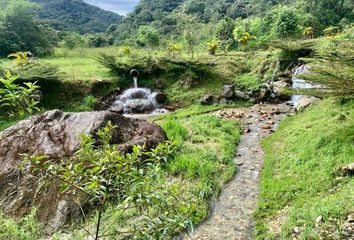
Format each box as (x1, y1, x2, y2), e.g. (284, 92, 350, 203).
(255, 98, 354, 239)
(160, 112, 240, 200)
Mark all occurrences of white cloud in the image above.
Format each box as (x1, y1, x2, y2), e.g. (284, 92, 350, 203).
(84, 0, 140, 15)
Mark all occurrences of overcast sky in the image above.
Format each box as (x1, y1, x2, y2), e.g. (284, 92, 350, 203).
(83, 0, 140, 15)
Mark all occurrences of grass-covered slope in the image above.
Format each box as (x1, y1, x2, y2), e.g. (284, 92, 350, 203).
(255, 99, 354, 239)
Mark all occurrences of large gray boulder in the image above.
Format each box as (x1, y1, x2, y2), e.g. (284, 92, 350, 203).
(0, 110, 166, 232)
(221, 85, 235, 99)
(295, 96, 320, 112)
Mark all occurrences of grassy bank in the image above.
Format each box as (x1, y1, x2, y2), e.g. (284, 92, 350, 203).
(255, 98, 354, 239)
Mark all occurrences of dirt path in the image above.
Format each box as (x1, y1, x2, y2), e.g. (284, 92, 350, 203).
(181, 103, 291, 240)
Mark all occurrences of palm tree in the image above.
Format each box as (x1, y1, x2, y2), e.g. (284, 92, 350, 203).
(8, 51, 32, 66)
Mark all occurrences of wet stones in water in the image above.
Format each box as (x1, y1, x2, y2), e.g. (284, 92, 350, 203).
(128, 89, 150, 99)
(127, 99, 155, 113)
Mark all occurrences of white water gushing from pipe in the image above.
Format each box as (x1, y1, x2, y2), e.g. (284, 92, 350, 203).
(133, 76, 138, 89)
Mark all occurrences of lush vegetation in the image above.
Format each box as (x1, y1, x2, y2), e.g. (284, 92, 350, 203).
(111, 0, 354, 46)
(0, 0, 56, 57)
(0, 106, 240, 239)
(0, 71, 40, 117)
(0, 0, 353, 239)
(255, 99, 354, 239)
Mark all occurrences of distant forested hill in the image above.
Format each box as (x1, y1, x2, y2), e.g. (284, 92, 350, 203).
(30, 0, 122, 33)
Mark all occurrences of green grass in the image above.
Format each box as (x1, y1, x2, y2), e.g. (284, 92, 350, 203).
(255, 98, 354, 239)
(233, 72, 262, 90)
(41, 57, 111, 81)
(159, 109, 241, 199)
(0, 209, 40, 240)
(0, 118, 17, 131)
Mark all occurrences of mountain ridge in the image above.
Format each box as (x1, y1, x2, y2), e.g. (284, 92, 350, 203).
(83, 0, 140, 15)
(30, 0, 123, 34)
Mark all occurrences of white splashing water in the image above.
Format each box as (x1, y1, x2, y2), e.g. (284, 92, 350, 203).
(111, 88, 168, 114)
(291, 65, 321, 105)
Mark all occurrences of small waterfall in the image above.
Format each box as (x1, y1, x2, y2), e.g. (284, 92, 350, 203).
(291, 65, 320, 105)
(133, 76, 138, 89)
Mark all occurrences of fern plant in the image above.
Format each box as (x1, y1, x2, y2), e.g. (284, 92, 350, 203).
(0, 71, 40, 117)
(301, 41, 354, 97)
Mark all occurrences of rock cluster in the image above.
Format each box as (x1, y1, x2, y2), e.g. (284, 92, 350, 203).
(0, 110, 166, 232)
(201, 81, 291, 106)
(343, 213, 354, 240)
(201, 84, 250, 105)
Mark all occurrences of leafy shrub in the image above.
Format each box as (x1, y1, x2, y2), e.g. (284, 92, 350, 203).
(60, 34, 86, 50)
(184, 28, 200, 58)
(216, 17, 236, 50)
(216, 17, 235, 42)
(302, 27, 314, 39)
(0, 71, 40, 117)
(271, 6, 300, 38)
(24, 122, 178, 239)
(323, 26, 340, 36)
(137, 26, 160, 48)
(119, 46, 132, 55)
(233, 17, 265, 49)
(237, 32, 257, 46)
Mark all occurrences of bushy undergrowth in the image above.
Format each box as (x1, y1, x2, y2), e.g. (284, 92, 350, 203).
(24, 122, 184, 239)
(57, 109, 241, 239)
(0, 209, 40, 240)
(255, 99, 354, 239)
(0, 71, 40, 118)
